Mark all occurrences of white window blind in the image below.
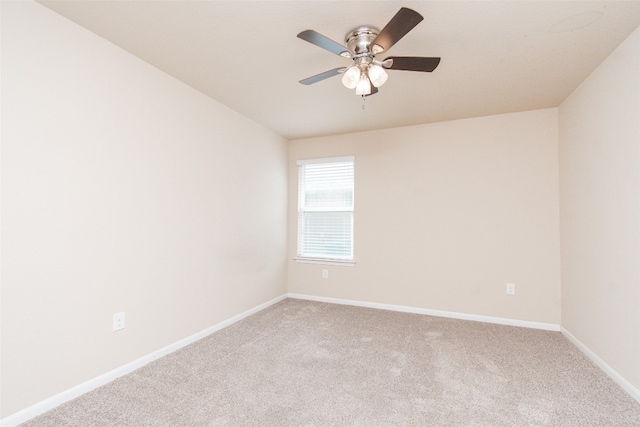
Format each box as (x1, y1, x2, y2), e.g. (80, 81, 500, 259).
(297, 157, 354, 263)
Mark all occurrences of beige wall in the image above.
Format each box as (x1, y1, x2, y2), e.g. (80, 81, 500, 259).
(288, 109, 561, 324)
(559, 25, 640, 391)
(1, 1, 287, 418)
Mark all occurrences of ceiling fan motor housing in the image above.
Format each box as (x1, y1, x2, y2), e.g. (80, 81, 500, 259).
(345, 26, 380, 56)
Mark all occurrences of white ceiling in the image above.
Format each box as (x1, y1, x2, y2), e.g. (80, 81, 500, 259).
(38, 1, 640, 140)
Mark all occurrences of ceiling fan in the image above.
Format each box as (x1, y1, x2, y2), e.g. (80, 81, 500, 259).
(297, 7, 441, 96)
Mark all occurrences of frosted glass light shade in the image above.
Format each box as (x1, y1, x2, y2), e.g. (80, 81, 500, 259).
(355, 75, 371, 95)
(341, 66, 360, 89)
(368, 64, 388, 87)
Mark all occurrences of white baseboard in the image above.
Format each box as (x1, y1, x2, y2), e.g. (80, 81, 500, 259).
(287, 293, 561, 331)
(561, 327, 640, 404)
(0, 294, 288, 427)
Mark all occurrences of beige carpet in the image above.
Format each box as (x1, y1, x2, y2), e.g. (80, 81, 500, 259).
(24, 298, 640, 426)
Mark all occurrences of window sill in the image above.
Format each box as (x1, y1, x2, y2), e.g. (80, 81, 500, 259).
(294, 257, 355, 267)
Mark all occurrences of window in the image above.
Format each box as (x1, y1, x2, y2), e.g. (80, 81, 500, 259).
(296, 156, 354, 265)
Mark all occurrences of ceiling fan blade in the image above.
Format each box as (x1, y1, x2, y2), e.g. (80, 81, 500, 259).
(371, 7, 424, 54)
(299, 67, 347, 85)
(297, 30, 351, 57)
(383, 56, 441, 72)
(366, 86, 379, 97)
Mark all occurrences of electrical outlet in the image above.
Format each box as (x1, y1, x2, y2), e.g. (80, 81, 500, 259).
(506, 283, 516, 295)
(113, 312, 125, 331)
(322, 269, 329, 279)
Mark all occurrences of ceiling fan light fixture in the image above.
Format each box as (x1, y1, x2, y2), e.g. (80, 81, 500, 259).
(368, 64, 388, 88)
(341, 66, 360, 89)
(355, 73, 372, 95)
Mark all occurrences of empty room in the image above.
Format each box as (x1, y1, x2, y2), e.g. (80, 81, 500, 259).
(1, 1, 640, 425)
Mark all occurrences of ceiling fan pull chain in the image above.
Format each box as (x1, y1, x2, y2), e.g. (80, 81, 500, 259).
(362, 95, 366, 109)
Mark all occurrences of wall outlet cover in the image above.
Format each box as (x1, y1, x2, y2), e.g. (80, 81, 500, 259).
(113, 312, 125, 331)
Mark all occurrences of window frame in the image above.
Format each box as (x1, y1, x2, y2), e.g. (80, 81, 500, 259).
(295, 156, 355, 266)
